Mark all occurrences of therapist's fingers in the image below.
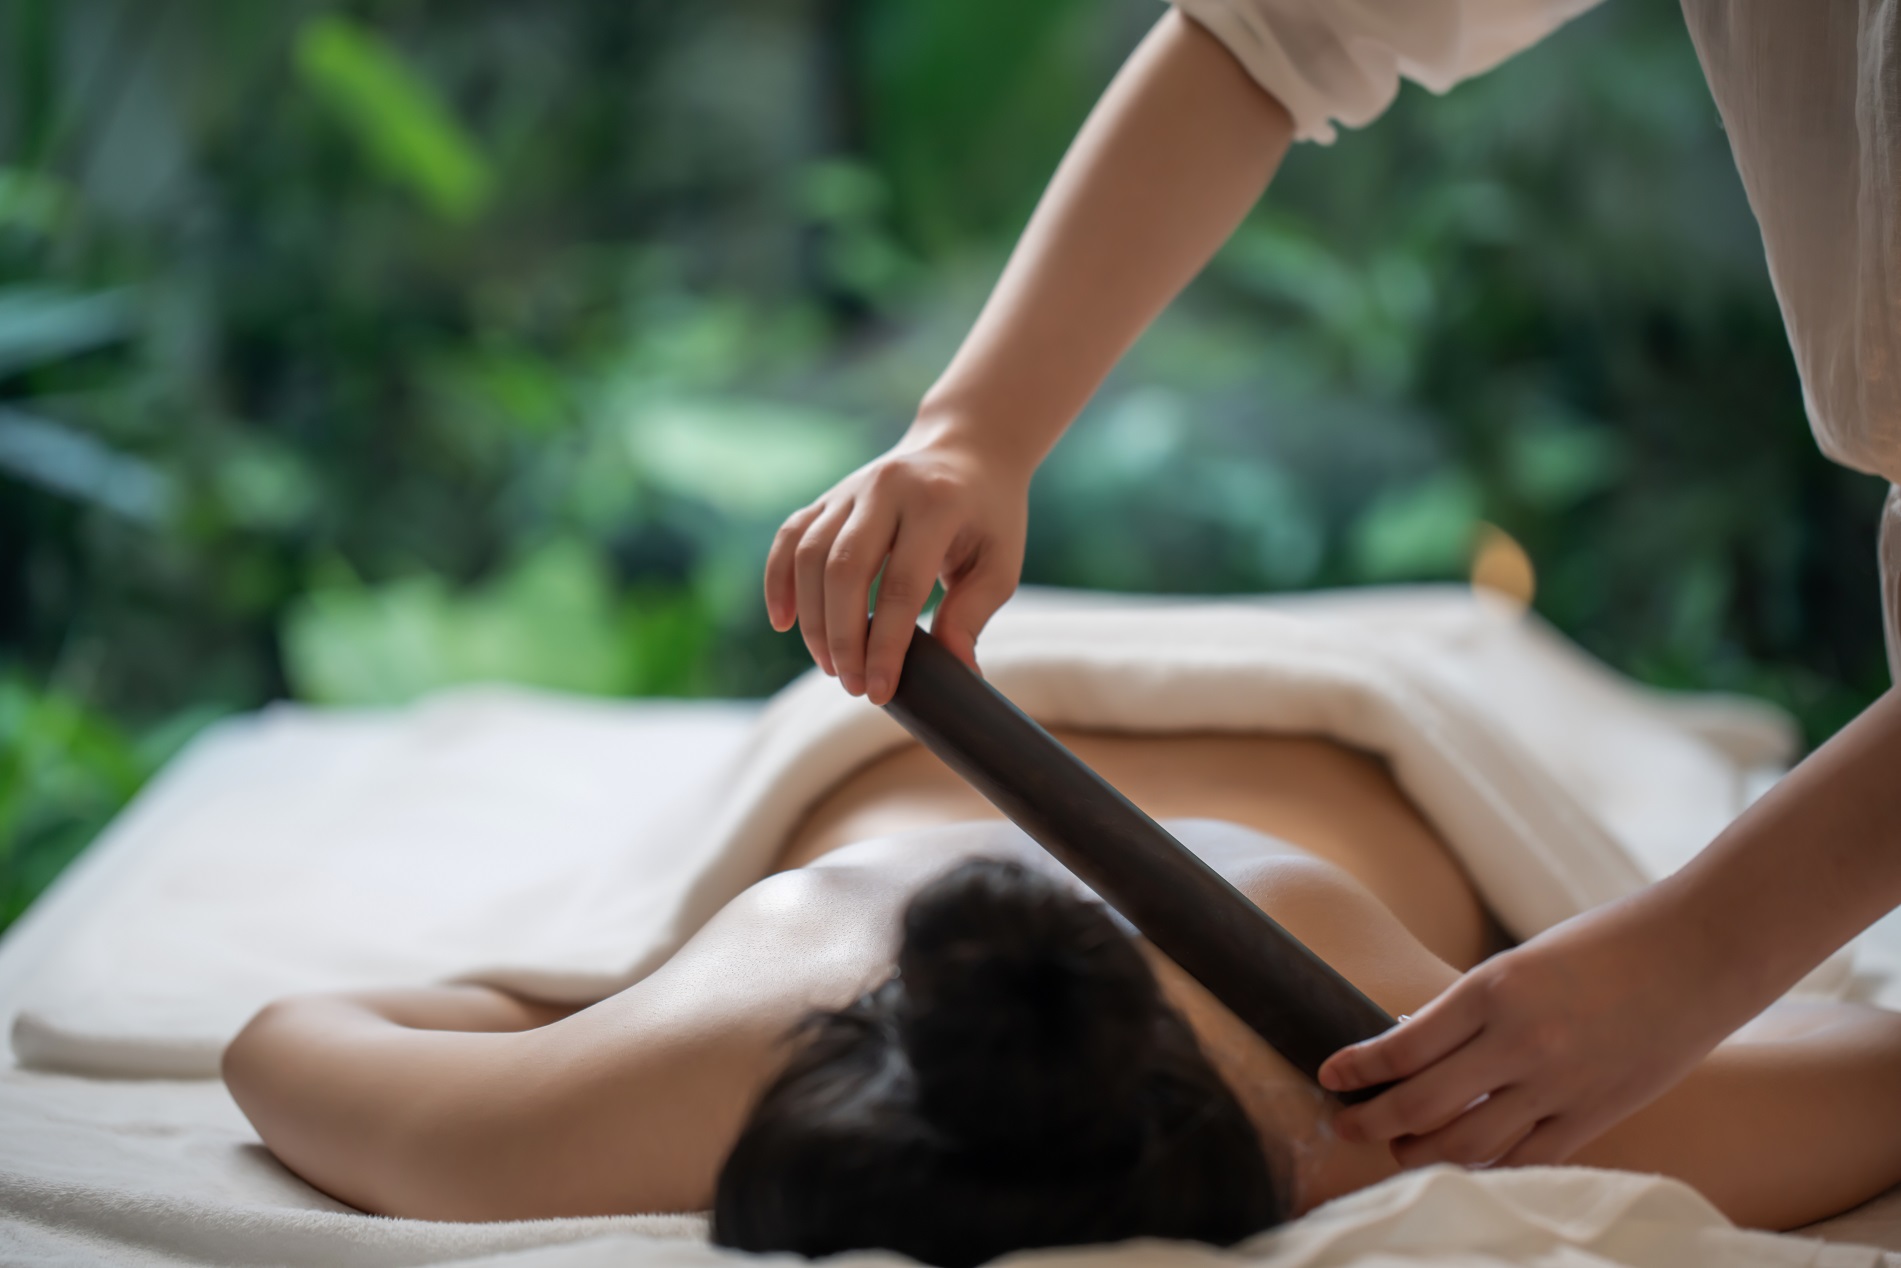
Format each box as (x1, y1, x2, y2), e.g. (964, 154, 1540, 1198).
(1493, 1114, 1590, 1168)
(1332, 1034, 1505, 1146)
(930, 553, 1018, 672)
(1389, 1087, 1539, 1169)
(928, 521, 1024, 672)
(862, 514, 956, 705)
(766, 502, 826, 632)
(793, 497, 855, 676)
(1322, 983, 1486, 1094)
(824, 498, 902, 696)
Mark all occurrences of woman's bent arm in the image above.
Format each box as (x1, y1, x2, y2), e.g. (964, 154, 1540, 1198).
(222, 987, 566, 1216)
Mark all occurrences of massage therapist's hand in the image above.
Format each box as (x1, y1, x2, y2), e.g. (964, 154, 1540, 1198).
(764, 420, 1030, 705)
(1322, 687, 1901, 1168)
(1318, 887, 1738, 1168)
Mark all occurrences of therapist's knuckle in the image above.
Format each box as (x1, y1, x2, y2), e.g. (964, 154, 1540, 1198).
(1514, 1019, 1567, 1064)
(911, 466, 962, 505)
(1477, 958, 1519, 998)
(794, 534, 829, 570)
(876, 573, 923, 608)
(772, 511, 809, 547)
(862, 461, 901, 495)
(825, 542, 865, 582)
(865, 455, 898, 480)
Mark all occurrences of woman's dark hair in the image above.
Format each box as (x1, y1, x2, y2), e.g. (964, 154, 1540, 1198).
(713, 857, 1287, 1268)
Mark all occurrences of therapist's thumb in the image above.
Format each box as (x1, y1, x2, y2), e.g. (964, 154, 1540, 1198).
(930, 564, 1016, 673)
(1321, 991, 1476, 1092)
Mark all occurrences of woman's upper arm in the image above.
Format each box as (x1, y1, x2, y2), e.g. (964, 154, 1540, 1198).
(223, 994, 535, 1216)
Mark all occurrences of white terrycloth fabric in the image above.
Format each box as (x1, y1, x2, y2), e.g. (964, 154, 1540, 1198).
(6, 585, 1865, 1080)
(3, 586, 1900, 1264)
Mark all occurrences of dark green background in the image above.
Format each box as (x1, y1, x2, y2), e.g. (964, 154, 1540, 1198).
(2, 0, 1889, 931)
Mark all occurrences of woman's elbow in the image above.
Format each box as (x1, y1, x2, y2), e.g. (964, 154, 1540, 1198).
(220, 996, 393, 1209)
(221, 998, 296, 1119)
(219, 994, 509, 1218)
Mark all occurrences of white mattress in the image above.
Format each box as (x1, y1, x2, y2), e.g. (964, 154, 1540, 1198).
(4, 587, 1899, 1266)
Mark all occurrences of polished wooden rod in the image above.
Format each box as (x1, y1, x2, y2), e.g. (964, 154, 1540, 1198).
(883, 626, 1395, 1098)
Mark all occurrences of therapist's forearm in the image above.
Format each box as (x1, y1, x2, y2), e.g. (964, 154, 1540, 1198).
(911, 10, 1292, 471)
(1656, 687, 1901, 1022)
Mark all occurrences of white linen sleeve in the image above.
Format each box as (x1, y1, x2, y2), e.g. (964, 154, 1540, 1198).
(1169, 0, 1607, 144)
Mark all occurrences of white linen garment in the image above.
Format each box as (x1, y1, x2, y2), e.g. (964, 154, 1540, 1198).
(1170, 0, 1901, 670)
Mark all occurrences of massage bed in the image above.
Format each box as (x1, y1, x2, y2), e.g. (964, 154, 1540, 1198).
(4, 585, 1900, 1266)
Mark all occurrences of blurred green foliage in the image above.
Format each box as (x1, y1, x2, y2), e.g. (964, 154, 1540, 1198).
(295, 14, 494, 223)
(0, 0, 1888, 931)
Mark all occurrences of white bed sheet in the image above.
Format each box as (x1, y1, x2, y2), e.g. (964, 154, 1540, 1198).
(3, 587, 1899, 1267)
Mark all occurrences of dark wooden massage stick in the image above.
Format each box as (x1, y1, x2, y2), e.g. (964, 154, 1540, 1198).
(882, 626, 1396, 1101)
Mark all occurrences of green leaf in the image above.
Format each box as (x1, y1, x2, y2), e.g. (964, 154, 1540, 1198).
(1349, 471, 1483, 581)
(0, 406, 173, 522)
(1505, 419, 1626, 509)
(0, 286, 135, 378)
(295, 14, 493, 223)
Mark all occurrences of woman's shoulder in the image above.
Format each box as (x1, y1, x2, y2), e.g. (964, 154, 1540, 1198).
(1163, 818, 1459, 1018)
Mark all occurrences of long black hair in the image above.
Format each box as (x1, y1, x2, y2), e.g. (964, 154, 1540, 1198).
(712, 857, 1287, 1267)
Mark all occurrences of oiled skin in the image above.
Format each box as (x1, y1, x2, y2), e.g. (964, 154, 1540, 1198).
(224, 731, 1901, 1231)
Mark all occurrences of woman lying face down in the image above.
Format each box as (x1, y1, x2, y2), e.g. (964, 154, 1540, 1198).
(223, 730, 1901, 1260)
